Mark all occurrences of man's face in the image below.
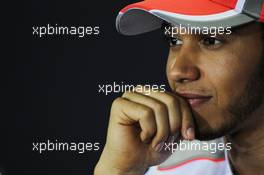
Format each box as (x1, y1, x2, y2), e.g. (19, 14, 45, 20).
(166, 23, 264, 140)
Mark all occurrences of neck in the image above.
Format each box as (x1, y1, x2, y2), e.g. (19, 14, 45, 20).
(226, 105, 264, 175)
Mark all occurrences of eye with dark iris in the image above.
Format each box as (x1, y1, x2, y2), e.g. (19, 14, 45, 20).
(200, 36, 223, 49)
(168, 37, 183, 47)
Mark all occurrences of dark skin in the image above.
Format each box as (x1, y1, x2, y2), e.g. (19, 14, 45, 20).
(225, 25, 264, 175)
(227, 110, 264, 175)
(167, 23, 264, 175)
(94, 23, 264, 175)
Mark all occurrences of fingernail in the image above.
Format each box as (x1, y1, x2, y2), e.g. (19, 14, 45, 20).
(186, 128, 194, 139)
(155, 142, 165, 152)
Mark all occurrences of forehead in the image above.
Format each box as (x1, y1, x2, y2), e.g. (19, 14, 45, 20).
(231, 23, 262, 35)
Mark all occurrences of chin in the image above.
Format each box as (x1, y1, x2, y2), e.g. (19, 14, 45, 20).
(192, 109, 237, 141)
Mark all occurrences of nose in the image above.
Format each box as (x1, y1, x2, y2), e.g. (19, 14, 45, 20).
(167, 45, 200, 83)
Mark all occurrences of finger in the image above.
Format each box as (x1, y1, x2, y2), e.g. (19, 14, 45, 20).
(111, 97, 157, 142)
(136, 87, 195, 140)
(136, 90, 182, 137)
(122, 92, 170, 150)
(179, 98, 195, 140)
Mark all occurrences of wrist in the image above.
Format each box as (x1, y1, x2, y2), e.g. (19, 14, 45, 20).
(94, 161, 145, 175)
(94, 147, 148, 175)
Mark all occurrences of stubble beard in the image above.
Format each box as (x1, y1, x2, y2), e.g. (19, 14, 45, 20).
(197, 56, 264, 141)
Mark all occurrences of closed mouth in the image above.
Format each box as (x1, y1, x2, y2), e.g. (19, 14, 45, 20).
(177, 93, 212, 108)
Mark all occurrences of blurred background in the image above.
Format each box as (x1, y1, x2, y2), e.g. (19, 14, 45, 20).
(4, 0, 170, 174)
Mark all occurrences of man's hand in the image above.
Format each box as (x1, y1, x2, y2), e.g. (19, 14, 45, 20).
(94, 88, 195, 175)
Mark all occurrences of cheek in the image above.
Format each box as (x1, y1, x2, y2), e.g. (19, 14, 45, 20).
(166, 52, 176, 89)
(205, 55, 256, 110)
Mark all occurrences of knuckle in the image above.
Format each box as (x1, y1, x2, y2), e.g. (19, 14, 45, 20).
(111, 97, 124, 110)
(141, 107, 154, 118)
(154, 103, 166, 113)
(156, 127, 170, 137)
(166, 96, 178, 106)
(145, 128, 156, 137)
(112, 97, 123, 108)
(110, 98, 124, 117)
(122, 91, 132, 98)
(170, 124, 181, 134)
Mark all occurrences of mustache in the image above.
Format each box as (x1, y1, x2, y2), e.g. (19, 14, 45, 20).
(173, 85, 213, 95)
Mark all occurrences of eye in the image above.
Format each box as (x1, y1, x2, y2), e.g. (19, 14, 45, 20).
(169, 37, 183, 47)
(200, 37, 223, 49)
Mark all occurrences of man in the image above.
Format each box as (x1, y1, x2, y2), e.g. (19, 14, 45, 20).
(95, 0, 264, 174)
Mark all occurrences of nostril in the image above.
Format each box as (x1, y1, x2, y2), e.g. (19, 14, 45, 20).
(167, 64, 201, 83)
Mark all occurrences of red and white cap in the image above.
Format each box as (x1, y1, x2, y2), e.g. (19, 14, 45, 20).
(116, 0, 264, 35)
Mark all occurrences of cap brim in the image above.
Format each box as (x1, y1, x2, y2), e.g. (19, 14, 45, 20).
(116, 0, 255, 35)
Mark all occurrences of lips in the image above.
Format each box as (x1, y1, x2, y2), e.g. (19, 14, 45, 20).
(177, 93, 212, 108)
